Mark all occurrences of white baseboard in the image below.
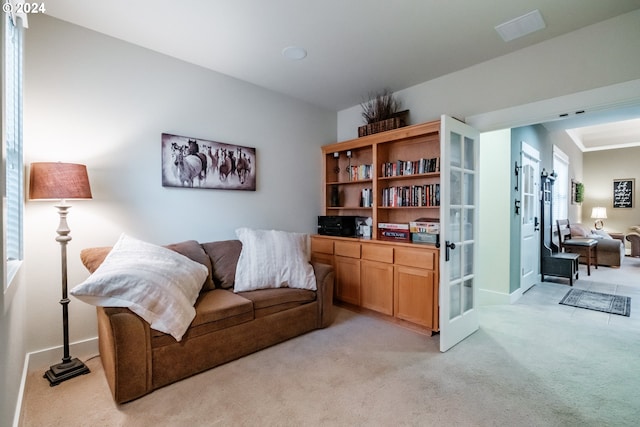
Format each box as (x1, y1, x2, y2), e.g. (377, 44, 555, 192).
(14, 337, 99, 427)
(26, 337, 99, 371)
(478, 288, 523, 305)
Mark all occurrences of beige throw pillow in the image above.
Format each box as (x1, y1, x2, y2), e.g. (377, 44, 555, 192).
(233, 228, 316, 292)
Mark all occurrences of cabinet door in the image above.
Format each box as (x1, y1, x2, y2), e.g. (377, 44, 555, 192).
(311, 252, 333, 267)
(394, 265, 435, 329)
(360, 260, 394, 315)
(334, 256, 361, 305)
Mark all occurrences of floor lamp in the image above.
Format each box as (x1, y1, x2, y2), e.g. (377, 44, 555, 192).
(29, 162, 92, 386)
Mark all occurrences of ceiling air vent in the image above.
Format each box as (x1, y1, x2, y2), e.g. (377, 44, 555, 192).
(495, 10, 546, 42)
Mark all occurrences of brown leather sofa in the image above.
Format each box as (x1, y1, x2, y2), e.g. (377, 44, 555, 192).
(81, 239, 335, 404)
(569, 223, 625, 267)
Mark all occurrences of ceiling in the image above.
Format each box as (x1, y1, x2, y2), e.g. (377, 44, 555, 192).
(42, 0, 640, 149)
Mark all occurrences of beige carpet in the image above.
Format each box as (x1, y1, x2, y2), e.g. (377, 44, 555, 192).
(19, 285, 640, 427)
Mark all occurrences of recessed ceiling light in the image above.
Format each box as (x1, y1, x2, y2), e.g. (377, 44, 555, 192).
(495, 9, 546, 42)
(282, 46, 307, 60)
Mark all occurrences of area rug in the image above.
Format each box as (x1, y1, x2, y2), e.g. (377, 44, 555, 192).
(559, 289, 631, 317)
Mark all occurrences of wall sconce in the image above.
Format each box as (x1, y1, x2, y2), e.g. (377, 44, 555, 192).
(346, 150, 352, 180)
(333, 152, 340, 177)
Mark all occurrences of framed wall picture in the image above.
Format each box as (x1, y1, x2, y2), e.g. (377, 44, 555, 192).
(613, 178, 633, 208)
(161, 133, 256, 191)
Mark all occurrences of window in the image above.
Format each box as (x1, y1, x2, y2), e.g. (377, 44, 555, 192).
(552, 146, 569, 226)
(3, 10, 26, 289)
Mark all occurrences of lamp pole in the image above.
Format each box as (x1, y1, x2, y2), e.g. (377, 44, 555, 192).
(43, 203, 91, 386)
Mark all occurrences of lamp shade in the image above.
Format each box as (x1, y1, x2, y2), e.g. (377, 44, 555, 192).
(29, 162, 92, 200)
(590, 207, 607, 219)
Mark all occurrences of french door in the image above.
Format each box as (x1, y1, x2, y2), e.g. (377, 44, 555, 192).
(520, 143, 540, 293)
(439, 115, 480, 352)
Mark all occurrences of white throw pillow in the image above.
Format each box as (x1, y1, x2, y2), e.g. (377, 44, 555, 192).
(233, 228, 316, 292)
(71, 234, 208, 341)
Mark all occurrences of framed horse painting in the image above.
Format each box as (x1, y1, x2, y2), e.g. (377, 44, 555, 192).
(161, 133, 256, 191)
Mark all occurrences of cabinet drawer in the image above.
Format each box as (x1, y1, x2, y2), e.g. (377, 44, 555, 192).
(334, 241, 361, 259)
(362, 244, 393, 263)
(311, 237, 334, 255)
(394, 247, 435, 269)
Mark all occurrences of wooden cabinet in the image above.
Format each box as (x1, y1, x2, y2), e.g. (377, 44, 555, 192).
(361, 260, 394, 315)
(311, 235, 439, 332)
(334, 256, 361, 305)
(394, 266, 436, 329)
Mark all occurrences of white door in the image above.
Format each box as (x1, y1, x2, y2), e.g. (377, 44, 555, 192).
(520, 143, 540, 293)
(439, 115, 480, 352)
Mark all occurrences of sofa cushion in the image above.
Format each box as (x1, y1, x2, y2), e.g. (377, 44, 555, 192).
(238, 288, 316, 318)
(151, 289, 254, 347)
(72, 234, 208, 341)
(201, 240, 242, 289)
(165, 240, 215, 291)
(569, 223, 591, 238)
(233, 228, 317, 292)
(590, 229, 612, 239)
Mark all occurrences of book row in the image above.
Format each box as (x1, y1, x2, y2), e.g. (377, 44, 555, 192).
(360, 188, 373, 208)
(381, 157, 440, 177)
(347, 164, 374, 181)
(381, 184, 440, 207)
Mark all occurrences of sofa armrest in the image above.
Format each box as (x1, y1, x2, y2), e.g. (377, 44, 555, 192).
(97, 306, 153, 404)
(311, 261, 335, 328)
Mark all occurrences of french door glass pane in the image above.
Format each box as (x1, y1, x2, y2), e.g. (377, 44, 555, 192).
(463, 279, 474, 312)
(464, 172, 474, 205)
(450, 170, 462, 205)
(450, 132, 461, 167)
(464, 136, 474, 169)
(463, 208, 474, 241)
(464, 243, 474, 276)
(450, 282, 461, 319)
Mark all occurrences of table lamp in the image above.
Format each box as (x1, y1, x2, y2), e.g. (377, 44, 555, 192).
(590, 206, 607, 231)
(29, 162, 92, 386)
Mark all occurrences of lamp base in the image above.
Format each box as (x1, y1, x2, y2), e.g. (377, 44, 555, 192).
(44, 358, 90, 386)
(594, 220, 604, 230)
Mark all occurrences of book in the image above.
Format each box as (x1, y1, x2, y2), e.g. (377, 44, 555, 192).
(377, 222, 409, 230)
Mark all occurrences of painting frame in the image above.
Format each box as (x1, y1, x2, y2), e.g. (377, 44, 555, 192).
(161, 133, 256, 191)
(613, 178, 633, 208)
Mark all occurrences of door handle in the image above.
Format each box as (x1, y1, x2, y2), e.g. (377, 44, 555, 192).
(534, 216, 540, 231)
(445, 240, 456, 262)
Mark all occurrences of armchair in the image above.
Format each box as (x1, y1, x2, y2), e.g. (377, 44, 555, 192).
(626, 232, 640, 257)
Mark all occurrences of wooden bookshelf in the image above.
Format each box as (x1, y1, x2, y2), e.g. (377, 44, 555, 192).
(315, 119, 444, 333)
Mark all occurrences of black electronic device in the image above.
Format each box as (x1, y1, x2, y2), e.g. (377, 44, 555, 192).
(317, 216, 365, 237)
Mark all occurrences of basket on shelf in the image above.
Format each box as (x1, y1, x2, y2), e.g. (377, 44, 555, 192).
(358, 110, 409, 137)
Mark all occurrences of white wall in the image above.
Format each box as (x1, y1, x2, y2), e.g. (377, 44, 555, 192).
(477, 129, 511, 305)
(22, 15, 335, 358)
(1, 268, 26, 427)
(338, 9, 640, 138)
